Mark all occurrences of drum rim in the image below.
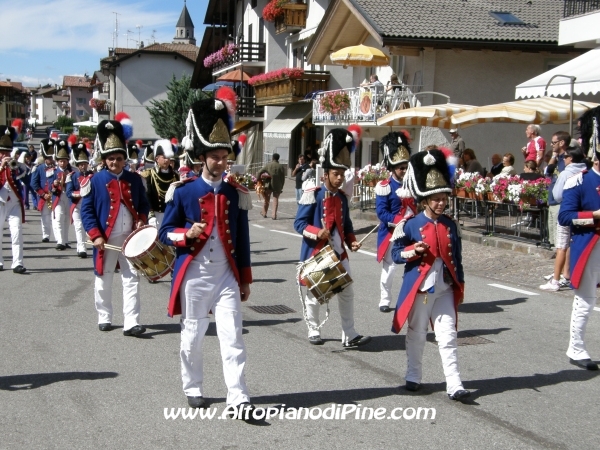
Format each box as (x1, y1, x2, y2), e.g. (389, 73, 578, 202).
(122, 225, 159, 258)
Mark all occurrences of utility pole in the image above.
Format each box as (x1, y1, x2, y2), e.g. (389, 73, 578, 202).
(112, 12, 121, 48)
(124, 30, 133, 48)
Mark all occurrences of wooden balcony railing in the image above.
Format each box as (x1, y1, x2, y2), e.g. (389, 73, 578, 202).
(237, 96, 264, 118)
(211, 41, 266, 73)
(253, 71, 330, 107)
(275, 3, 308, 35)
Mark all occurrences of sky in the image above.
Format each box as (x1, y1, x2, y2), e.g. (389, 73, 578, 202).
(0, 0, 209, 87)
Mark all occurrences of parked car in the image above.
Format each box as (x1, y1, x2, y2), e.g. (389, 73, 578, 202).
(57, 133, 69, 142)
(49, 129, 60, 140)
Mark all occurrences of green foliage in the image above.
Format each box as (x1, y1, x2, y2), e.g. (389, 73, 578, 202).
(56, 116, 75, 131)
(147, 74, 207, 139)
(63, 126, 74, 134)
(78, 126, 97, 138)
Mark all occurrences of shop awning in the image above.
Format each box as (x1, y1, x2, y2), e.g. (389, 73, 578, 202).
(231, 120, 255, 136)
(263, 103, 312, 139)
(515, 48, 600, 99)
(377, 103, 474, 129)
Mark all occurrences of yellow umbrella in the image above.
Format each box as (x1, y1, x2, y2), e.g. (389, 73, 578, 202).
(451, 97, 599, 127)
(378, 103, 474, 129)
(330, 44, 390, 67)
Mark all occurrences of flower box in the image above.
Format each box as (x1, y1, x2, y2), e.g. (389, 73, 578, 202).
(455, 188, 466, 198)
(251, 70, 330, 107)
(275, 3, 308, 34)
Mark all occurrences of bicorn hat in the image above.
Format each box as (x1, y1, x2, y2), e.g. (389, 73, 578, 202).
(54, 139, 71, 160)
(127, 141, 141, 163)
(94, 112, 132, 159)
(380, 131, 411, 169)
(39, 138, 56, 159)
(182, 150, 202, 169)
(400, 148, 457, 201)
(154, 139, 175, 160)
(182, 87, 236, 160)
(318, 124, 361, 170)
(0, 125, 17, 152)
(72, 143, 90, 164)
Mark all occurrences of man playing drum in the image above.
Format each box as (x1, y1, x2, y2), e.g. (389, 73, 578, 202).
(294, 125, 371, 348)
(81, 113, 150, 336)
(159, 88, 254, 415)
(375, 131, 416, 313)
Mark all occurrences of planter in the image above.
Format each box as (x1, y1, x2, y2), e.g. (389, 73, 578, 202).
(465, 191, 476, 199)
(275, 3, 308, 34)
(363, 179, 377, 187)
(486, 192, 496, 202)
(253, 71, 330, 106)
(455, 188, 466, 198)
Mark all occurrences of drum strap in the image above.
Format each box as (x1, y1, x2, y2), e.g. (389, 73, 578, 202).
(296, 261, 330, 331)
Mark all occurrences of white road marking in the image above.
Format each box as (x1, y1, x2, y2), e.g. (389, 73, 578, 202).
(357, 249, 377, 257)
(252, 224, 265, 229)
(488, 284, 539, 296)
(271, 230, 302, 238)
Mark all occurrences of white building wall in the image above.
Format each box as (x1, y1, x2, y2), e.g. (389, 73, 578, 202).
(559, 10, 600, 47)
(114, 53, 195, 139)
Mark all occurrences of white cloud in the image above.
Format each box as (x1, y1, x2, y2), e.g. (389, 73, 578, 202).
(2, 74, 61, 86)
(0, 0, 178, 54)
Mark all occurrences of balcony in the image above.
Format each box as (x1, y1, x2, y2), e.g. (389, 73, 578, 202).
(237, 96, 264, 119)
(563, 0, 600, 17)
(211, 41, 266, 74)
(559, 0, 600, 45)
(275, 3, 308, 35)
(312, 85, 423, 126)
(253, 70, 330, 107)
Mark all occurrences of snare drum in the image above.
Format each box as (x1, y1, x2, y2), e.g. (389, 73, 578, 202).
(299, 245, 353, 304)
(122, 225, 175, 281)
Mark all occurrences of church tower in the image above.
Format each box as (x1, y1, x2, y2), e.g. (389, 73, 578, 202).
(173, 1, 196, 45)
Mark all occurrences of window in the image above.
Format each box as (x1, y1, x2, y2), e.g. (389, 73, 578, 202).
(489, 11, 525, 25)
(259, 18, 264, 43)
(76, 97, 85, 104)
(76, 110, 85, 116)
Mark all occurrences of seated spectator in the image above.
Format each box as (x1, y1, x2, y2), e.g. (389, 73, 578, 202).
(386, 73, 401, 94)
(487, 153, 503, 178)
(494, 153, 518, 179)
(360, 74, 385, 105)
(462, 148, 484, 176)
(519, 160, 545, 181)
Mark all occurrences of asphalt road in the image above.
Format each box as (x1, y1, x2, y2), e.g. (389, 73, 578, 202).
(1, 204, 598, 449)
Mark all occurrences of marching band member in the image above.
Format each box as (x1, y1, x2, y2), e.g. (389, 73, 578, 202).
(66, 143, 93, 258)
(375, 131, 416, 313)
(126, 140, 142, 173)
(294, 125, 372, 348)
(31, 138, 56, 243)
(557, 106, 600, 371)
(49, 139, 73, 251)
(159, 88, 254, 414)
(0, 124, 26, 273)
(391, 148, 470, 401)
(140, 139, 179, 229)
(81, 113, 150, 336)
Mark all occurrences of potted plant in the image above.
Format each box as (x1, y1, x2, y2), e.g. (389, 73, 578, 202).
(357, 163, 389, 187)
(262, 0, 289, 22)
(248, 67, 305, 86)
(519, 177, 550, 209)
(319, 90, 351, 115)
(203, 43, 238, 69)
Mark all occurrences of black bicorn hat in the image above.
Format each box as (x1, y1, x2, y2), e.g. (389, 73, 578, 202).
(181, 87, 237, 160)
(39, 138, 56, 158)
(380, 131, 412, 169)
(95, 112, 133, 159)
(0, 126, 17, 152)
(400, 148, 453, 201)
(72, 143, 90, 164)
(54, 139, 71, 160)
(318, 124, 361, 170)
(127, 141, 141, 163)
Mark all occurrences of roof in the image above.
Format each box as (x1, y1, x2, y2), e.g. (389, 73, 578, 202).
(0, 81, 25, 91)
(203, 0, 235, 25)
(177, 4, 194, 28)
(90, 70, 108, 85)
(350, 0, 561, 42)
(63, 75, 92, 88)
(52, 95, 69, 102)
(104, 43, 200, 67)
(35, 86, 59, 96)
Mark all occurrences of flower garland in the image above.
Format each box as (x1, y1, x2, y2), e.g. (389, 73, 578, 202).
(248, 68, 304, 86)
(203, 44, 239, 69)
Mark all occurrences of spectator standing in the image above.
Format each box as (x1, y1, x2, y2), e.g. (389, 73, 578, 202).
(302, 158, 317, 182)
(462, 148, 484, 176)
(292, 154, 309, 203)
(521, 124, 546, 167)
(258, 153, 285, 220)
(448, 128, 465, 158)
(545, 131, 569, 248)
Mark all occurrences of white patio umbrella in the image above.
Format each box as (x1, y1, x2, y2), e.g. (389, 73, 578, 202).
(377, 103, 474, 129)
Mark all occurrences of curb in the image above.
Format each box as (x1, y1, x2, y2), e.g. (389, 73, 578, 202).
(352, 210, 555, 259)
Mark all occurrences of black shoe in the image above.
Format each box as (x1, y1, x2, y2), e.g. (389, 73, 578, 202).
(380, 305, 392, 313)
(56, 244, 66, 251)
(187, 396, 206, 409)
(98, 323, 112, 332)
(12, 265, 26, 274)
(65, 243, 72, 249)
(343, 335, 372, 348)
(448, 390, 471, 401)
(570, 358, 599, 370)
(78, 252, 87, 258)
(123, 325, 146, 337)
(42, 237, 49, 243)
(0, 265, 3, 271)
(309, 336, 324, 345)
(405, 381, 421, 392)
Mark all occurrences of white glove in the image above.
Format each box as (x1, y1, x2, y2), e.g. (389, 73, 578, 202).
(148, 217, 157, 228)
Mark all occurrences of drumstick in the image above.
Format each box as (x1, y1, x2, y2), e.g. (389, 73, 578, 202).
(357, 224, 380, 246)
(85, 240, 122, 252)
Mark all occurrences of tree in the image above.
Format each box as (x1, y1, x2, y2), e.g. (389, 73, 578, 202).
(147, 74, 207, 139)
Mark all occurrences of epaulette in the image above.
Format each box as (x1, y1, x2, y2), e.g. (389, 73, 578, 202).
(563, 171, 585, 190)
(391, 214, 417, 241)
(396, 186, 412, 199)
(139, 168, 152, 178)
(31, 165, 38, 173)
(80, 176, 92, 197)
(65, 173, 73, 184)
(299, 178, 320, 205)
(225, 177, 253, 210)
(374, 179, 391, 196)
(165, 176, 196, 203)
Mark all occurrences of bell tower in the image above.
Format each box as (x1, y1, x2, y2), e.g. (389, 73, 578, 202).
(173, 1, 195, 45)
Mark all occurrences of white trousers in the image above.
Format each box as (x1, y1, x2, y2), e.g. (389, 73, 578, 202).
(94, 232, 141, 330)
(52, 193, 70, 245)
(72, 205, 86, 253)
(0, 197, 23, 268)
(380, 244, 399, 307)
(405, 288, 463, 395)
(40, 203, 52, 240)
(149, 212, 164, 229)
(305, 258, 359, 343)
(180, 259, 250, 406)
(567, 243, 600, 361)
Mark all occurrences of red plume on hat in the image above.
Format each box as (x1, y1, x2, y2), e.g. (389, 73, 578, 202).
(215, 86, 237, 130)
(115, 112, 133, 140)
(400, 129, 411, 143)
(11, 119, 23, 134)
(238, 133, 247, 147)
(67, 134, 78, 147)
(170, 137, 179, 145)
(347, 124, 362, 153)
